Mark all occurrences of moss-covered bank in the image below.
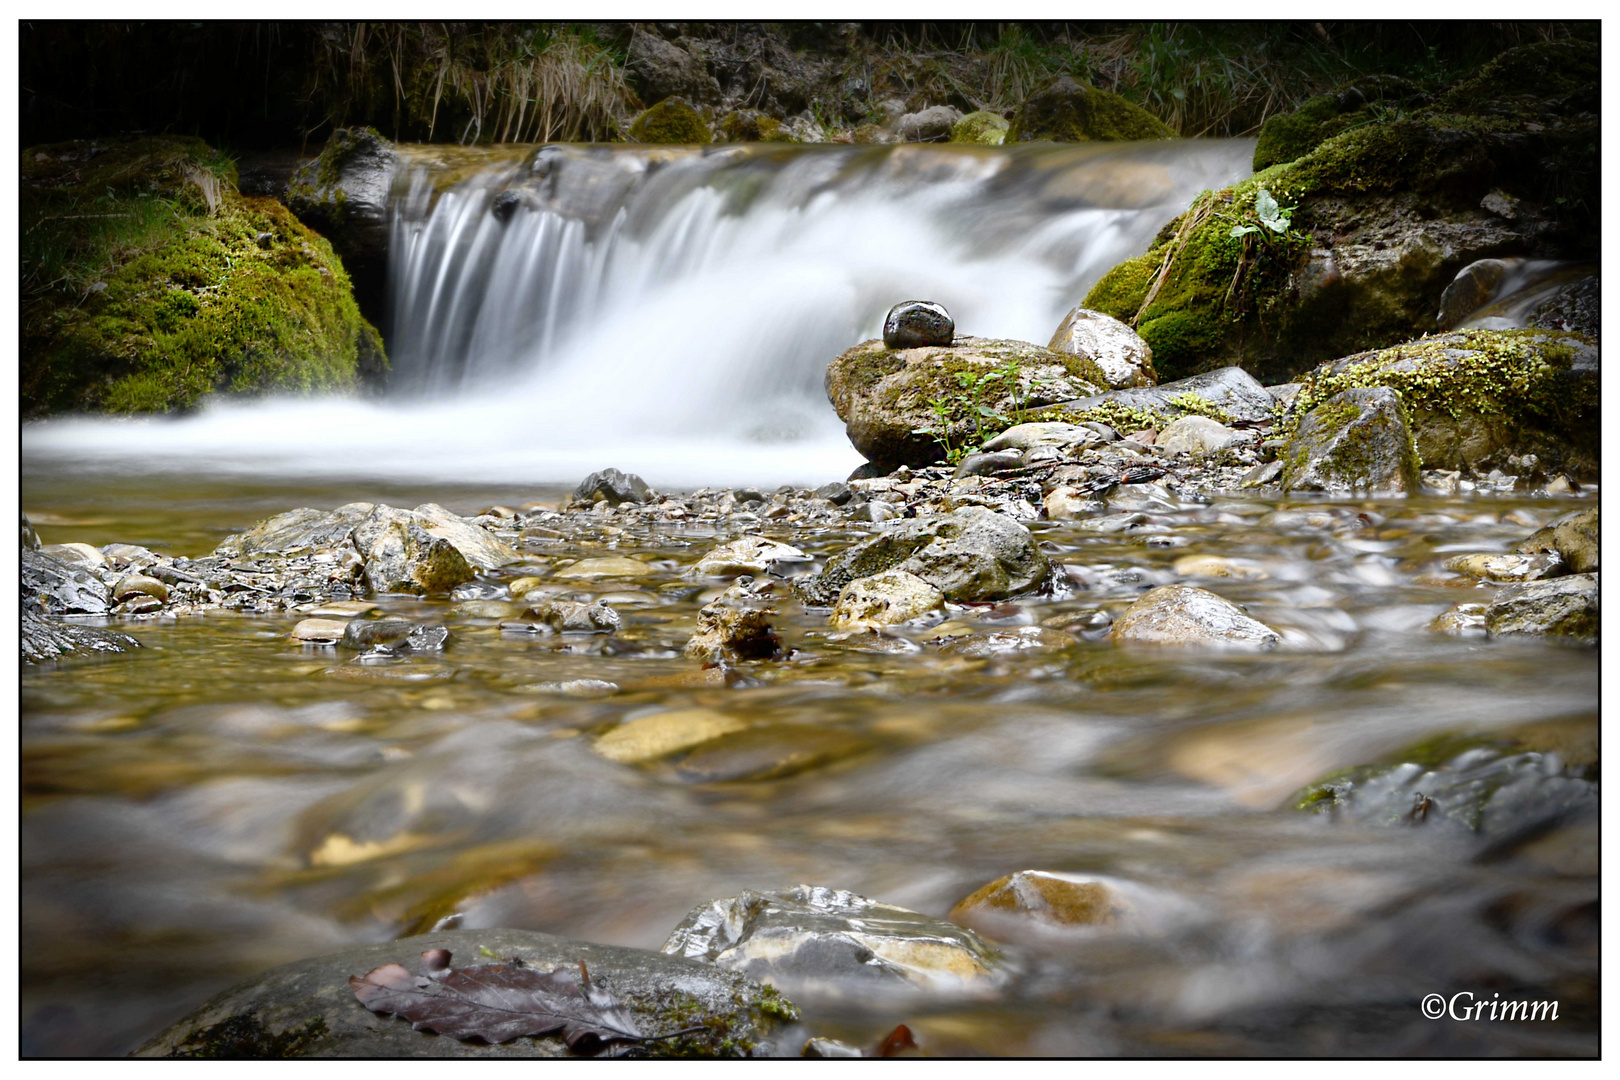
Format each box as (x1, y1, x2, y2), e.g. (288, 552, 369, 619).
(22, 135, 385, 416)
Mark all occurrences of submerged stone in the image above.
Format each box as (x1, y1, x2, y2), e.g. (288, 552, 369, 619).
(593, 708, 748, 764)
(1111, 584, 1280, 650)
(950, 870, 1125, 935)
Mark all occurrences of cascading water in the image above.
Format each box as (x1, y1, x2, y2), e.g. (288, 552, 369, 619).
(23, 140, 1254, 487)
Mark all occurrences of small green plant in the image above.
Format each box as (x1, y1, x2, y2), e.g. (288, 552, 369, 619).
(912, 356, 1029, 465)
(1225, 186, 1295, 242)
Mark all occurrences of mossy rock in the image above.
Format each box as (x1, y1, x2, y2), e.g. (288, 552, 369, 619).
(1081, 41, 1599, 384)
(22, 136, 385, 416)
(717, 110, 791, 142)
(1008, 76, 1175, 143)
(1288, 328, 1598, 480)
(1279, 386, 1420, 494)
(628, 97, 712, 144)
(950, 110, 1009, 145)
(1252, 75, 1429, 171)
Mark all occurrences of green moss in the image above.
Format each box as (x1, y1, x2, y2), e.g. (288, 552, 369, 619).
(1165, 392, 1236, 426)
(718, 111, 784, 142)
(168, 1014, 328, 1058)
(1082, 252, 1158, 320)
(628, 97, 711, 144)
(950, 110, 1009, 145)
(22, 137, 385, 416)
(1035, 401, 1163, 435)
(627, 980, 797, 1058)
(1009, 75, 1175, 142)
(1252, 75, 1429, 170)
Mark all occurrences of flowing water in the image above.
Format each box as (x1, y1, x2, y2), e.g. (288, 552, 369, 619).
(18, 142, 1599, 1057)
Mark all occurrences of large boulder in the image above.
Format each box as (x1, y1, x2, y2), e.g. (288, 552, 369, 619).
(1081, 42, 1599, 383)
(625, 32, 721, 105)
(1280, 386, 1421, 494)
(627, 97, 711, 144)
(135, 928, 796, 1058)
(359, 518, 474, 596)
(1007, 76, 1175, 142)
(1288, 329, 1598, 479)
(796, 506, 1051, 606)
(23, 135, 385, 415)
(825, 336, 1109, 469)
(1252, 75, 1429, 171)
(285, 127, 399, 326)
(1047, 306, 1156, 389)
(662, 885, 998, 999)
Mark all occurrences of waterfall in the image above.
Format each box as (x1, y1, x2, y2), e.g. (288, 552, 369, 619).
(24, 140, 1255, 486)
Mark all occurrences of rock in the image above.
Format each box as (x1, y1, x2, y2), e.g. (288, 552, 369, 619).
(1280, 387, 1420, 494)
(689, 536, 810, 578)
(826, 336, 1108, 468)
(1047, 307, 1156, 389)
(626, 33, 721, 104)
(1484, 573, 1599, 643)
(673, 726, 869, 784)
(829, 570, 945, 630)
(21, 548, 109, 615)
(952, 450, 1023, 478)
(1058, 366, 1275, 426)
(1252, 74, 1431, 170)
(21, 512, 41, 550)
(981, 422, 1102, 452)
(40, 542, 107, 571)
(532, 600, 621, 634)
(112, 573, 169, 603)
(1172, 554, 1268, 581)
(285, 127, 398, 318)
(1111, 584, 1280, 650)
(1043, 486, 1099, 521)
(405, 625, 450, 652)
(1430, 603, 1487, 636)
(340, 617, 414, 650)
(1156, 415, 1245, 457)
(21, 609, 141, 664)
(949, 110, 1009, 145)
(360, 519, 475, 596)
(662, 885, 998, 998)
(881, 300, 953, 350)
(1518, 507, 1598, 573)
(1008, 75, 1174, 142)
(627, 96, 711, 144)
(1436, 258, 1509, 329)
(406, 504, 522, 570)
(683, 578, 782, 663)
(593, 708, 748, 764)
(950, 871, 1125, 935)
(813, 482, 854, 505)
(136, 928, 793, 1058)
(292, 618, 351, 643)
(555, 556, 653, 580)
(1529, 274, 1599, 337)
(802, 1038, 863, 1058)
(896, 105, 962, 142)
(219, 503, 376, 558)
(573, 469, 652, 507)
(1443, 552, 1562, 582)
(1240, 460, 1284, 487)
(797, 506, 1051, 606)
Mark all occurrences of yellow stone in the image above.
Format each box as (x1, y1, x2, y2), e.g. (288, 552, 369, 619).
(555, 556, 653, 580)
(1172, 554, 1269, 580)
(592, 708, 747, 764)
(507, 576, 546, 598)
(291, 617, 351, 641)
(951, 870, 1123, 931)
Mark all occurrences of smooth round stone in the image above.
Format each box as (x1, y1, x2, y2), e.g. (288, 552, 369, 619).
(291, 618, 351, 642)
(830, 570, 944, 630)
(555, 556, 654, 580)
(42, 542, 107, 569)
(1111, 584, 1280, 650)
(882, 300, 954, 349)
(592, 709, 747, 764)
(113, 573, 169, 602)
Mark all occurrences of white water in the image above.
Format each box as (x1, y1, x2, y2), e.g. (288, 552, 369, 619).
(23, 140, 1254, 489)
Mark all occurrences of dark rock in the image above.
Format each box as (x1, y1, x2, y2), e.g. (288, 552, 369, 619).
(21, 548, 109, 615)
(813, 482, 854, 505)
(882, 301, 953, 350)
(574, 469, 652, 507)
(135, 928, 795, 1058)
(1529, 274, 1599, 337)
(1008, 76, 1175, 142)
(1059, 366, 1275, 426)
(1484, 573, 1599, 643)
(626, 31, 721, 105)
(796, 506, 1050, 606)
(1281, 386, 1421, 494)
(1252, 74, 1430, 170)
(21, 609, 140, 664)
(1518, 507, 1598, 574)
(285, 128, 397, 321)
(953, 450, 1024, 478)
(1436, 258, 1509, 330)
(340, 618, 415, 650)
(21, 512, 40, 550)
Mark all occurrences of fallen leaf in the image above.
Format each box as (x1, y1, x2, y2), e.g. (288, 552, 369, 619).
(352, 950, 660, 1053)
(875, 1023, 919, 1057)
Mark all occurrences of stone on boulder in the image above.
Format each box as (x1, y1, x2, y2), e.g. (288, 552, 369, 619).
(573, 469, 653, 507)
(797, 506, 1051, 606)
(1518, 507, 1598, 573)
(1059, 366, 1274, 426)
(1484, 573, 1599, 643)
(882, 300, 954, 350)
(1281, 387, 1420, 494)
(1047, 306, 1156, 389)
(135, 928, 794, 1058)
(1112, 584, 1280, 650)
(826, 336, 1108, 468)
(829, 569, 945, 630)
(1008, 76, 1175, 142)
(662, 885, 998, 998)
(896, 105, 962, 142)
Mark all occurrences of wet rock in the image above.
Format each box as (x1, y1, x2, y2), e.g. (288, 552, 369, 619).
(1043, 486, 1099, 521)
(802, 1037, 863, 1058)
(40, 541, 106, 570)
(813, 482, 854, 505)
(219, 503, 376, 558)
(1484, 573, 1599, 643)
(1529, 274, 1599, 337)
(1059, 366, 1274, 426)
(112, 573, 169, 603)
(1443, 552, 1562, 582)
(285, 128, 397, 316)
(829, 570, 944, 630)
(952, 450, 1023, 478)
(340, 617, 415, 650)
(1157, 415, 1245, 457)
(21, 609, 141, 664)
(626, 33, 721, 105)
(896, 105, 962, 142)
(1518, 507, 1598, 573)
(593, 708, 747, 764)
(21, 548, 109, 615)
(797, 506, 1051, 606)
(1047, 306, 1156, 389)
(683, 577, 782, 663)
(573, 468, 652, 507)
(1281, 387, 1420, 494)
(673, 726, 869, 783)
(950, 871, 1125, 935)
(882, 300, 954, 349)
(689, 535, 810, 578)
(1007, 75, 1174, 142)
(949, 110, 1009, 145)
(1435, 258, 1509, 330)
(21, 511, 41, 550)
(532, 599, 621, 634)
(1112, 584, 1280, 650)
(981, 421, 1102, 452)
(360, 519, 474, 596)
(136, 928, 792, 1058)
(1240, 460, 1284, 488)
(662, 885, 998, 998)
(404, 504, 522, 570)
(406, 625, 450, 652)
(1172, 554, 1268, 581)
(555, 556, 654, 580)
(828, 336, 1107, 467)
(292, 618, 351, 643)
(1430, 603, 1487, 636)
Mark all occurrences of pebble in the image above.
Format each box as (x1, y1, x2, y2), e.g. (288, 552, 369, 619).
(291, 618, 351, 642)
(593, 708, 748, 764)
